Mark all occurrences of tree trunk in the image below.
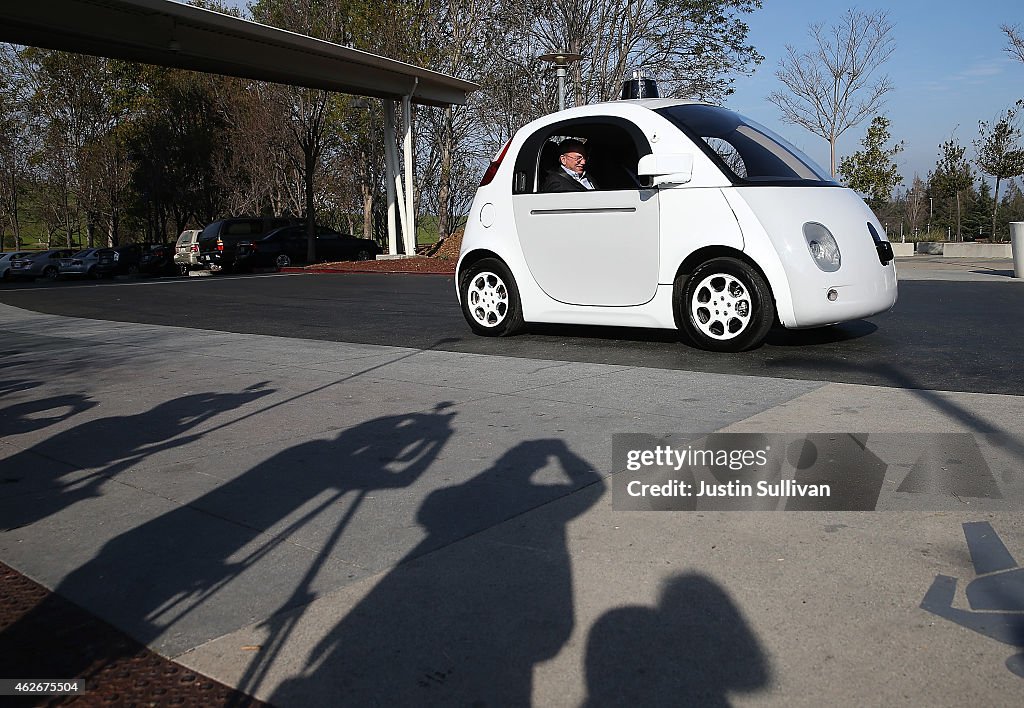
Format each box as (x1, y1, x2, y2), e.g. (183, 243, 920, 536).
(992, 176, 1002, 241)
(436, 108, 454, 242)
(304, 147, 317, 263)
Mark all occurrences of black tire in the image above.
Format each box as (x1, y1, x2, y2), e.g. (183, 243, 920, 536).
(44, 266, 59, 281)
(676, 257, 775, 352)
(459, 258, 524, 337)
(355, 249, 372, 261)
(87, 266, 98, 279)
(275, 254, 291, 268)
(178, 263, 189, 277)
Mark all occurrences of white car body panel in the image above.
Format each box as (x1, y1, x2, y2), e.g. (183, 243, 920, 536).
(457, 99, 897, 341)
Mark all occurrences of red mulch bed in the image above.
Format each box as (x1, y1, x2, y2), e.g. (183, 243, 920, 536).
(0, 561, 267, 707)
(296, 257, 455, 275)
(293, 231, 462, 275)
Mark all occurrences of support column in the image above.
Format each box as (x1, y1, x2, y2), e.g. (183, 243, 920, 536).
(384, 100, 409, 253)
(402, 94, 415, 255)
(383, 100, 398, 255)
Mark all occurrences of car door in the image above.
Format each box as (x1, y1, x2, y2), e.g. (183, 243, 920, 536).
(511, 118, 659, 307)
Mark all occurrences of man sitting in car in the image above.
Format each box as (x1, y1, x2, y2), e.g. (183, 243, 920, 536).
(541, 139, 600, 192)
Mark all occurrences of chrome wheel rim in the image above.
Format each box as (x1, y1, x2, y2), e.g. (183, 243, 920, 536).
(690, 273, 752, 340)
(467, 271, 509, 328)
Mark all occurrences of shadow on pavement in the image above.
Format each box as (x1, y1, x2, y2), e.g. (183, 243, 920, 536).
(0, 385, 276, 531)
(584, 573, 770, 707)
(268, 438, 604, 707)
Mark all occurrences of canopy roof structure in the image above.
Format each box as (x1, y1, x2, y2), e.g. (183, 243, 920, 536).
(0, 0, 478, 107)
(0, 0, 479, 254)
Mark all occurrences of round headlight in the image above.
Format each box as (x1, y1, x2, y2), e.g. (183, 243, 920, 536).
(803, 222, 841, 272)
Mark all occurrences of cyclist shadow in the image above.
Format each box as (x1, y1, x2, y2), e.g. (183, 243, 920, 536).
(269, 438, 604, 707)
(0, 385, 275, 531)
(1, 404, 459, 692)
(583, 573, 770, 707)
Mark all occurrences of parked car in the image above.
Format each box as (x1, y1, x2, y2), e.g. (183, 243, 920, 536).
(174, 229, 203, 275)
(95, 243, 146, 278)
(1, 251, 34, 280)
(234, 225, 380, 270)
(6, 249, 76, 281)
(57, 248, 106, 279)
(197, 217, 302, 273)
(456, 99, 897, 352)
(138, 243, 179, 277)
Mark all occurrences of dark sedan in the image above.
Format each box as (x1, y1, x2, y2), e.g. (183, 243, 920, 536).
(95, 244, 146, 278)
(234, 226, 380, 270)
(7, 249, 76, 281)
(138, 243, 179, 277)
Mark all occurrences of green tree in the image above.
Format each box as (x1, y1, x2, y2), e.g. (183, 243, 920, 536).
(930, 138, 975, 241)
(838, 116, 903, 211)
(974, 101, 1024, 241)
(768, 9, 895, 176)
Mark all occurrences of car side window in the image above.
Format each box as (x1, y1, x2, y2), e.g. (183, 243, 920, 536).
(512, 118, 652, 194)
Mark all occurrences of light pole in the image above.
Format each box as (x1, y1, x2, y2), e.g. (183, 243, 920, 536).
(928, 197, 933, 237)
(538, 51, 582, 112)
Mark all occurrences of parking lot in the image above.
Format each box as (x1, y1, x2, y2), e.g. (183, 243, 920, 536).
(1, 258, 1023, 706)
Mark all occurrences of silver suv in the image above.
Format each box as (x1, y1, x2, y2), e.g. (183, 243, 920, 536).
(174, 229, 202, 275)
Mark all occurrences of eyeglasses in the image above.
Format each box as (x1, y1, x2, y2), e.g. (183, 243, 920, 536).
(562, 153, 586, 163)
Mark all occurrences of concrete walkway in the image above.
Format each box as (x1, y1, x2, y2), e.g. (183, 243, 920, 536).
(1, 269, 1022, 706)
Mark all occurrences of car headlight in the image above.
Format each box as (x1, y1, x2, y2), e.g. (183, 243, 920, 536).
(803, 222, 841, 272)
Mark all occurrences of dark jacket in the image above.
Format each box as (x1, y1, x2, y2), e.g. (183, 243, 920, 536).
(541, 169, 598, 193)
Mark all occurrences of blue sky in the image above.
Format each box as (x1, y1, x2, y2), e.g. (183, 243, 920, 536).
(727, 0, 1023, 187)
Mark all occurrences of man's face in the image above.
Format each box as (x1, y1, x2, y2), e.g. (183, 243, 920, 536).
(560, 149, 587, 176)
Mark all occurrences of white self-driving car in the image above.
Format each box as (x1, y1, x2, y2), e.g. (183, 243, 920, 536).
(456, 99, 897, 351)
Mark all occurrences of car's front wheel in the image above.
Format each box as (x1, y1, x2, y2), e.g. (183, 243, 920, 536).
(677, 257, 774, 352)
(44, 266, 59, 281)
(460, 258, 524, 337)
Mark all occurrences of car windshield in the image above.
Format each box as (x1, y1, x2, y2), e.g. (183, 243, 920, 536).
(655, 104, 835, 185)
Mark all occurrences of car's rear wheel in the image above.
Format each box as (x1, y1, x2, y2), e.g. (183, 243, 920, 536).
(460, 258, 524, 337)
(355, 249, 372, 261)
(177, 263, 189, 276)
(676, 257, 774, 352)
(275, 254, 291, 268)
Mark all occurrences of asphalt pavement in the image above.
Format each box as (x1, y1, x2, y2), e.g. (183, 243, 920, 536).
(1, 256, 1022, 706)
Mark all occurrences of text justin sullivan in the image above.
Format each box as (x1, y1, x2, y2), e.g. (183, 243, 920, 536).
(627, 480, 831, 497)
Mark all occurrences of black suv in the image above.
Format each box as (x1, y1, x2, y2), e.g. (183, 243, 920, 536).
(235, 226, 381, 270)
(197, 217, 303, 273)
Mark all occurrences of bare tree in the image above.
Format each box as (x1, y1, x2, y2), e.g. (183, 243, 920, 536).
(506, 0, 763, 109)
(0, 44, 35, 250)
(904, 175, 927, 238)
(768, 9, 896, 175)
(1004, 24, 1024, 64)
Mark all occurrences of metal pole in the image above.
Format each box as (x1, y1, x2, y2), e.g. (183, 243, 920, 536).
(557, 66, 566, 111)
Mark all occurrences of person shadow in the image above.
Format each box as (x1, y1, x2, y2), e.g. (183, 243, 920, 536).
(0, 404, 459, 690)
(583, 573, 770, 707)
(268, 438, 604, 707)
